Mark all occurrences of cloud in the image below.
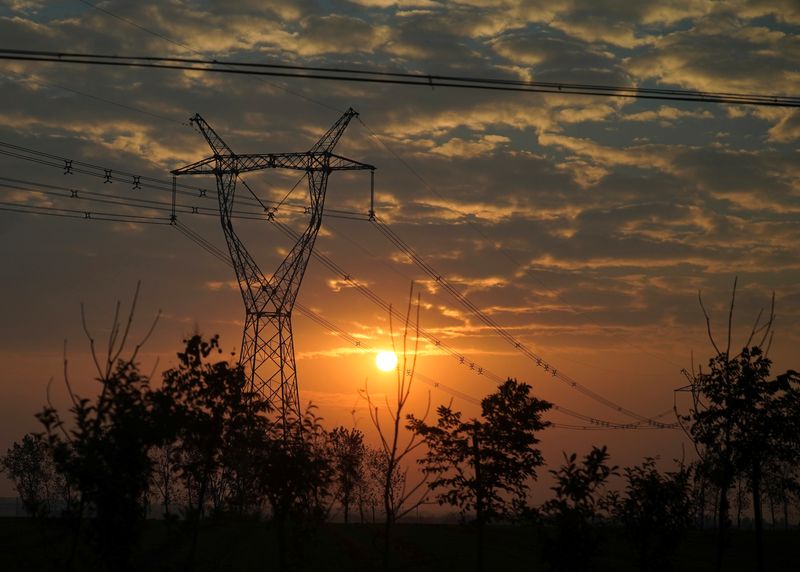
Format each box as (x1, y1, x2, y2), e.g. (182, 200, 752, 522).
(294, 14, 392, 56)
(760, 108, 800, 142)
(622, 105, 714, 124)
(626, 21, 800, 95)
(429, 134, 510, 158)
(2, 0, 45, 13)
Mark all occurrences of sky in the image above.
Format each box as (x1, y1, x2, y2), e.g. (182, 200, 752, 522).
(0, 0, 799, 497)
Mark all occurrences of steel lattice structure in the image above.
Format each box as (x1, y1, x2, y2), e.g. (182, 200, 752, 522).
(172, 108, 373, 425)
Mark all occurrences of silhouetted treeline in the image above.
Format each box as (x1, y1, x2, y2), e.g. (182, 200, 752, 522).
(2, 326, 800, 572)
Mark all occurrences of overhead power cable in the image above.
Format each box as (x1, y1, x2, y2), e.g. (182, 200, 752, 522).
(0, 140, 370, 220)
(0, 199, 170, 225)
(356, 116, 684, 371)
(0, 139, 678, 428)
(0, 4, 684, 429)
(0, 175, 673, 430)
(370, 216, 676, 428)
(172, 217, 671, 430)
(1, 49, 798, 108)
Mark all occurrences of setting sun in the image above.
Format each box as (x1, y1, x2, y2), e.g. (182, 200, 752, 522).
(375, 351, 398, 372)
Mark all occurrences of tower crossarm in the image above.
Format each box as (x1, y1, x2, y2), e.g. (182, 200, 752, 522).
(173, 153, 374, 175)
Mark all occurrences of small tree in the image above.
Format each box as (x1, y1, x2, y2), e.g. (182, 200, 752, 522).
(36, 285, 161, 571)
(361, 284, 430, 571)
(540, 445, 617, 572)
(357, 446, 401, 523)
(614, 458, 693, 571)
(258, 405, 333, 572)
(0, 433, 60, 518)
(159, 333, 271, 567)
(329, 426, 366, 523)
(149, 441, 180, 520)
(409, 378, 550, 572)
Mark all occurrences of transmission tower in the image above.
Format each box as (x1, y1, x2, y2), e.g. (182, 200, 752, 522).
(172, 108, 374, 426)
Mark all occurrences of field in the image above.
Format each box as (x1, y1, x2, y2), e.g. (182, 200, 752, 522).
(1, 517, 798, 571)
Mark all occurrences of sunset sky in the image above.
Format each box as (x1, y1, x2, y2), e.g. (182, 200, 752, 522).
(1, 1, 799, 497)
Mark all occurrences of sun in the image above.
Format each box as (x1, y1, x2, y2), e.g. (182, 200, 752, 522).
(375, 350, 398, 372)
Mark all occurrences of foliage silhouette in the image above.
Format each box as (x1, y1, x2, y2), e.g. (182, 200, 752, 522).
(540, 445, 617, 572)
(258, 404, 334, 571)
(0, 433, 62, 518)
(680, 280, 800, 572)
(409, 378, 551, 572)
(329, 426, 366, 523)
(159, 333, 272, 567)
(37, 354, 160, 571)
(613, 458, 693, 571)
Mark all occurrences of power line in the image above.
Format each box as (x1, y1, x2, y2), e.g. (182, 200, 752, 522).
(0, 174, 673, 430)
(1, 49, 797, 108)
(370, 216, 675, 428)
(356, 116, 684, 371)
(269, 217, 676, 429)
(174, 216, 672, 430)
(0, 200, 171, 225)
(0, 138, 678, 428)
(0, 166, 677, 428)
(0, 140, 370, 220)
(0, 175, 369, 224)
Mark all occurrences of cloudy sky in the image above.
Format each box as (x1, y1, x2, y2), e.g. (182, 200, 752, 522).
(1, 0, 798, 495)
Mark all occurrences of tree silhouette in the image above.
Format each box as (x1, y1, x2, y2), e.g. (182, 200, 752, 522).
(540, 445, 617, 572)
(258, 405, 334, 572)
(679, 280, 800, 572)
(0, 433, 61, 518)
(36, 285, 161, 571)
(329, 426, 366, 523)
(409, 378, 550, 572)
(614, 458, 693, 571)
(159, 333, 271, 567)
(361, 284, 430, 571)
(38, 354, 159, 571)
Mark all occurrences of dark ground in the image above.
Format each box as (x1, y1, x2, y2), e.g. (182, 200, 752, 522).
(1, 517, 798, 571)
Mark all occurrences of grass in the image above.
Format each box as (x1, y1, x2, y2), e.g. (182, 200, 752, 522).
(1, 517, 798, 571)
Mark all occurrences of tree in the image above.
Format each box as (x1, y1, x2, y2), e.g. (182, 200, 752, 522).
(540, 445, 617, 572)
(679, 281, 800, 572)
(0, 433, 60, 518)
(356, 445, 400, 524)
(409, 378, 550, 572)
(149, 441, 180, 520)
(361, 284, 430, 571)
(329, 426, 366, 523)
(159, 333, 271, 567)
(258, 405, 334, 572)
(614, 458, 693, 571)
(36, 286, 161, 571)
(38, 356, 160, 571)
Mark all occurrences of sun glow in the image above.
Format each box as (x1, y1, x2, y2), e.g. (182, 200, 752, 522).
(375, 350, 398, 372)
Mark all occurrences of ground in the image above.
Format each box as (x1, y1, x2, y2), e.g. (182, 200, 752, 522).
(0, 518, 798, 571)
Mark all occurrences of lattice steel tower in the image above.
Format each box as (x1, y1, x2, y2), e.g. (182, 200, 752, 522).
(172, 109, 374, 424)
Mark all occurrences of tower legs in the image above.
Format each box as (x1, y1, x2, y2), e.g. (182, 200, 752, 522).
(240, 312, 301, 422)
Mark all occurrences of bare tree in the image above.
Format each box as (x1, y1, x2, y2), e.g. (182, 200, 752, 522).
(360, 283, 430, 570)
